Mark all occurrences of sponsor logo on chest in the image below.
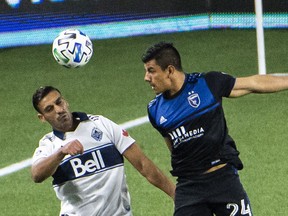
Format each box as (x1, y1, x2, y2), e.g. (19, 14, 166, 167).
(168, 126, 205, 148)
(53, 144, 124, 185)
(70, 150, 105, 177)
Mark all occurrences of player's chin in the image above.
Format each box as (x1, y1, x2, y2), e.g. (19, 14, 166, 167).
(153, 88, 162, 95)
(151, 86, 157, 92)
(57, 120, 73, 132)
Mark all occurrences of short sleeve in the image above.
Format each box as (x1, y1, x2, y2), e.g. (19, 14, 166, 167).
(32, 136, 53, 164)
(97, 115, 136, 154)
(204, 71, 236, 99)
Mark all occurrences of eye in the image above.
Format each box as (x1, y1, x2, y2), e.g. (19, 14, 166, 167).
(44, 105, 53, 113)
(55, 98, 63, 105)
(147, 67, 155, 73)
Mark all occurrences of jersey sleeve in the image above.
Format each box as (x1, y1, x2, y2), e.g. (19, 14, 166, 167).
(204, 71, 236, 100)
(97, 115, 136, 154)
(32, 135, 53, 164)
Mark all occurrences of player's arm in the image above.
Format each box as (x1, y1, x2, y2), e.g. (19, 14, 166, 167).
(123, 142, 175, 200)
(31, 139, 83, 183)
(229, 74, 288, 98)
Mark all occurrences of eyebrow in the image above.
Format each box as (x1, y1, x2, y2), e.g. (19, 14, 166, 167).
(42, 96, 62, 113)
(147, 66, 156, 72)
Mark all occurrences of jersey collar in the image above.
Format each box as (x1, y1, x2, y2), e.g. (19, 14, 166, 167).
(53, 112, 89, 140)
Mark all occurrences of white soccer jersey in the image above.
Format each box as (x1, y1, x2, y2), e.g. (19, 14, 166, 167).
(32, 113, 136, 216)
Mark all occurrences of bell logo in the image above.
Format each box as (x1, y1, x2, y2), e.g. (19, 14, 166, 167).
(70, 150, 105, 177)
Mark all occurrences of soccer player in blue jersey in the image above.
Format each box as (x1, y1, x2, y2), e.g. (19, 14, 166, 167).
(31, 86, 175, 216)
(141, 41, 288, 216)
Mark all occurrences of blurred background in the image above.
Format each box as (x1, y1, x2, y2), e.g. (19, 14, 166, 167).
(1, 0, 287, 48)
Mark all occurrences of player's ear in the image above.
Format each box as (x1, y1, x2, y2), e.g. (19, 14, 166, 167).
(167, 65, 175, 77)
(37, 113, 46, 122)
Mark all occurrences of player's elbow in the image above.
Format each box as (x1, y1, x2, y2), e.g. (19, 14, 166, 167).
(31, 174, 44, 183)
(31, 167, 46, 183)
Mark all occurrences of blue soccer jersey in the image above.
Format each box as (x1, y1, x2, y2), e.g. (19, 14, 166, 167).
(148, 72, 243, 177)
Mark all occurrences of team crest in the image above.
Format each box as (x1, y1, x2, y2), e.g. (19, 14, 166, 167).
(188, 93, 200, 108)
(91, 127, 103, 141)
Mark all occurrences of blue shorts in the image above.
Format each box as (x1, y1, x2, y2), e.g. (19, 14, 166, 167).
(174, 164, 253, 216)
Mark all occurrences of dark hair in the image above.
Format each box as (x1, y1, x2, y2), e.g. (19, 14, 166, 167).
(141, 41, 182, 71)
(32, 86, 61, 113)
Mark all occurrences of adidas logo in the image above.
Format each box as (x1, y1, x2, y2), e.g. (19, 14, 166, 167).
(160, 116, 167, 124)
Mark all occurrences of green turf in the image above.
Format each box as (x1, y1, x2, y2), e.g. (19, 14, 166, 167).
(0, 29, 288, 215)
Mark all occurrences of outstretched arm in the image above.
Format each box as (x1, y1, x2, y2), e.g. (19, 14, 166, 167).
(31, 139, 83, 183)
(123, 143, 175, 200)
(229, 74, 288, 98)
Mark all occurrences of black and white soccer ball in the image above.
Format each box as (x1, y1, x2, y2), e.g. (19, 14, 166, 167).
(52, 29, 93, 68)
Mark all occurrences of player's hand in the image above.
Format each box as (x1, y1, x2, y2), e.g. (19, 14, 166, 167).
(61, 139, 84, 156)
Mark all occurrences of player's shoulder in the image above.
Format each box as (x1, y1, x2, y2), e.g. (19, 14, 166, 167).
(39, 132, 55, 145)
(88, 114, 112, 122)
(87, 114, 102, 121)
(203, 71, 233, 79)
(87, 114, 116, 128)
(186, 72, 204, 81)
(190, 71, 234, 85)
(148, 93, 162, 109)
(185, 72, 218, 84)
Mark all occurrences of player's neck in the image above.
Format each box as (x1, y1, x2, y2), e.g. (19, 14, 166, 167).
(70, 118, 81, 131)
(166, 72, 186, 97)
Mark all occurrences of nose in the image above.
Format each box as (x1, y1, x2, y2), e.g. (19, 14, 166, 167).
(144, 71, 150, 82)
(55, 105, 64, 113)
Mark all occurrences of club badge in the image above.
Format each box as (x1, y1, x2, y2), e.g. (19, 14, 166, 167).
(188, 92, 200, 108)
(91, 127, 103, 141)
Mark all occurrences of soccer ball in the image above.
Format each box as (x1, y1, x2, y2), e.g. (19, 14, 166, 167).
(52, 29, 93, 68)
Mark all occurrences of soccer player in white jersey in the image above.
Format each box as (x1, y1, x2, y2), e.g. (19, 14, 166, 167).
(31, 86, 175, 216)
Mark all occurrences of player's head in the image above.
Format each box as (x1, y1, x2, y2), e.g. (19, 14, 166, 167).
(141, 41, 182, 71)
(32, 86, 61, 113)
(32, 86, 74, 132)
(142, 42, 184, 95)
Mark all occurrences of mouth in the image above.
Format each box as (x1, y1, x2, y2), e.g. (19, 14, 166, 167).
(149, 83, 155, 90)
(58, 113, 69, 122)
(147, 81, 157, 92)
